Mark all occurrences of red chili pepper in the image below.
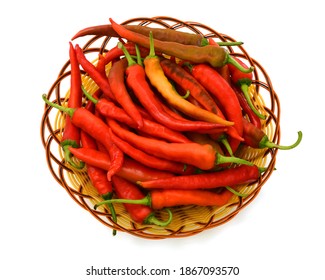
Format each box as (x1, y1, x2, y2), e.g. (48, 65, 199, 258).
(109, 128, 194, 174)
(74, 44, 115, 100)
(82, 77, 190, 144)
(107, 176, 172, 226)
(109, 18, 252, 72)
(116, 42, 227, 133)
(80, 131, 117, 236)
(138, 164, 260, 189)
(228, 56, 266, 120)
(188, 63, 244, 154)
(61, 42, 84, 169)
(108, 119, 254, 170)
(68, 147, 174, 182)
(95, 187, 234, 210)
(42, 95, 124, 180)
(108, 58, 144, 128)
(242, 118, 302, 150)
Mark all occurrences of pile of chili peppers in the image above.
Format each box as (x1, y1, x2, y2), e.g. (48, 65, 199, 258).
(42, 18, 302, 234)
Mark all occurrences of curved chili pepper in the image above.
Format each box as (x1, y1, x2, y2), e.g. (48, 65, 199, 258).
(242, 118, 302, 150)
(80, 131, 117, 236)
(117, 42, 227, 133)
(42, 95, 124, 180)
(108, 58, 143, 128)
(108, 119, 255, 170)
(72, 23, 243, 47)
(228, 57, 266, 119)
(61, 42, 84, 169)
(74, 44, 115, 100)
(109, 128, 195, 174)
(138, 165, 260, 189)
(188, 63, 244, 154)
(143, 32, 234, 127)
(82, 87, 191, 143)
(108, 176, 172, 226)
(95, 188, 233, 210)
(68, 147, 174, 182)
(109, 18, 253, 72)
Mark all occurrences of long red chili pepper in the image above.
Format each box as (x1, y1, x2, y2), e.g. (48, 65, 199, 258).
(143, 32, 234, 127)
(242, 118, 302, 150)
(228, 56, 266, 119)
(109, 18, 252, 72)
(74, 44, 115, 100)
(117, 43, 227, 133)
(188, 63, 244, 154)
(107, 176, 172, 226)
(109, 128, 194, 174)
(108, 119, 255, 170)
(68, 147, 174, 182)
(60, 42, 84, 169)
(95, 188, 234, 210)
(108, 58, 143, 128)
(138, 165, 260, 189)
(42, 95, 124, 180)
(82, 87, 191, 143)
(80, 131, 117, 236)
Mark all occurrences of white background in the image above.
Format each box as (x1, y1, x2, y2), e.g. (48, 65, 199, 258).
(1, 0, 324, 279)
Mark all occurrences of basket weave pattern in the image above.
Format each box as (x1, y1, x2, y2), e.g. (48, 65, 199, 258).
(40, 17, 280, 239)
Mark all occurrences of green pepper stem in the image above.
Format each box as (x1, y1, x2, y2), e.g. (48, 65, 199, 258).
(145, 208, 173, 226)
(218, 41, 244, 46)
(225, 186, 248, 198)
(218, 135, 233, 156)
(81, 86, 98, 104)
(102, 192, 117, 236)
(42, 94, 75, 117)
(117, 42, 137, 67)
(134, 44, 143, 67)
(216, 153, 254, 166)
(62, 143, 85, 169)
(241, 84, 266, 119)
(94, 195, 151, 210)
(227, 54, 254, 73)
(147, 31, 156, 58)
(260, 131, 303, 150)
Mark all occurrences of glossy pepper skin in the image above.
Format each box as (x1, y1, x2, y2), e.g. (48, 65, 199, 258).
(109, 18, 253, 72)
(61, 42, 84, 169)
(72, 24, 208, 46)
(138, 164, 260, 189)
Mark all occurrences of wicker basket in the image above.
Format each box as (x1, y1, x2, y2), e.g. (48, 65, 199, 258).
(40, 16, 280, 239)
